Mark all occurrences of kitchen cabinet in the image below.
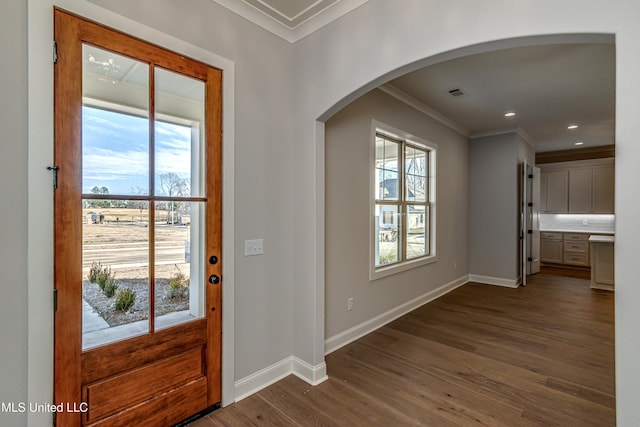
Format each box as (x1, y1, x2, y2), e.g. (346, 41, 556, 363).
(540, 232, 563, 263)
(540, 232, 605, 268)
(569, 169, 592, 213)
(593, 166, 615, 213)
(563, 233, 590, 267)
(568, 166, 615, 213)
(539, 160, 614, 214)
(589, 235, 614, 290)
(541, 170, 568, 213)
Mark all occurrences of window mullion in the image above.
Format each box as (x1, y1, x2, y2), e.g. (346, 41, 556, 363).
(400, 143, 406, 263)
(148, 64, 156, 333)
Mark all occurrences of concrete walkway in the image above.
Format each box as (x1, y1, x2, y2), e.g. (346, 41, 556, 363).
(82, 300, 194, 349)
(82, 299, 109, 333)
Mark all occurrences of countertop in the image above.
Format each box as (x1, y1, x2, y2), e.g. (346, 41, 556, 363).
(589, 235, 615, 243)
(540, 229, 614, 235)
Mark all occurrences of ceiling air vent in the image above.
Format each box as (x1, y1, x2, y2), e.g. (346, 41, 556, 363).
(448, 88, 468, 98)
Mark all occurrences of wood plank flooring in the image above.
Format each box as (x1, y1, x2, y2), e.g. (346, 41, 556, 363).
(189, 268, 615, 426)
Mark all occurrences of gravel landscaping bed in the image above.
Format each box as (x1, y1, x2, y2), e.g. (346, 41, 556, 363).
(82, 266, 189, 327)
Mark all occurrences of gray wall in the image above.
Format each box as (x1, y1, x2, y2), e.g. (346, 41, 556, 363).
(468, 132, 535, 282)
(325, 89, 468, 339)
(88, 0, 298, 381)
(0, 0, 28, 425)
(468, 133, 519, 280)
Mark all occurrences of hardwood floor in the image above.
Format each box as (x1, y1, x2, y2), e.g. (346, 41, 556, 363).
(189, 268, 615, 426)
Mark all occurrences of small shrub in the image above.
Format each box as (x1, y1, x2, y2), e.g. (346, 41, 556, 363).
(96, 265, 113, 290)
(115, 288, 136, 311)
(165, 266, 189, 299)
(102, 274, 119, 298)
(88, 261, 102, 283)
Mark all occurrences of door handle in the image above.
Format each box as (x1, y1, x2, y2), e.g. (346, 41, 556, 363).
(208, 275, 220, 284)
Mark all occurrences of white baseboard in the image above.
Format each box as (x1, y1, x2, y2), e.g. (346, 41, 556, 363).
(292, 356, 328, 385)
(324, 275, 470, 355)
(234, 356, 327, 402)
(234, 273, 517, 402)
(468, 274, 519, 288)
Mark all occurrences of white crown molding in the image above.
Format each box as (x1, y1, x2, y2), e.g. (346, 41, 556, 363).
(470, 126, 538, 149)
(516, 126, 537, 148)
(470, 127, 519, 139)
(212, 0, 295, 42)
(291, 0, 369, 42)
(251, 0, 328, 22)
(211, 0, 370, 43)
(378, 84, 470, 137)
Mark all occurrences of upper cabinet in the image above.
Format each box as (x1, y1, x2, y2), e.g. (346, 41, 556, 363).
(539, 159, 614, 214)
(592, 166, 615, 213)
(569, 168, 592, 212)
(543, 170, 569, 213)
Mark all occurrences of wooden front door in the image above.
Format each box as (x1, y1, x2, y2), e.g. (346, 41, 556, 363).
(53, 9, 222, 426)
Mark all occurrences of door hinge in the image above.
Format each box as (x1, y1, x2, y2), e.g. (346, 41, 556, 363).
(52, 411, 56, 426)
(47, 165, 59, 189)
(53, 41, 58, 64)
(53, 289, 58, 312)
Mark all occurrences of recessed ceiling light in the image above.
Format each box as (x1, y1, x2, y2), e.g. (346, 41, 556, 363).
(504, 112, 516, 118)
(575, 142, 584, 146)
(567, 124, 579, 130)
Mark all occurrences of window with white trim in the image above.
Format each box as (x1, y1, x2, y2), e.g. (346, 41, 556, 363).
(372, 126, 436, 279)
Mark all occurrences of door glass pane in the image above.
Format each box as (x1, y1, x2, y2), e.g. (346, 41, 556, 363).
(82, 44, 151, 349)
(82, 201, 150, 350)
(407, 205, 428, 259)
(82, 44, 149, 196)
(375, 204, 400, 266)
(155, 202, 205, 330)
(155, 68, 205, 198)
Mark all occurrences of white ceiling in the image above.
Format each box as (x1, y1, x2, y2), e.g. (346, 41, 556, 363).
(214, 1, 615, 154)
(388, 43, 615, 153)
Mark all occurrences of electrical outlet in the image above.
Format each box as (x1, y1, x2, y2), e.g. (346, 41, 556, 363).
(347, 297, 354, 311)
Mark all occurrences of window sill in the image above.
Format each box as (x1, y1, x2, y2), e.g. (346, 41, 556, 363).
(370, 254, 438, 281)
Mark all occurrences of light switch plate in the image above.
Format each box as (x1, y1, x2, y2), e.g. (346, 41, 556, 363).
(244, 239, 264, 256)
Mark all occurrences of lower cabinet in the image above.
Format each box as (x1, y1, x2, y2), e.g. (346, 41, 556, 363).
(540, 232, 563, 263)
(541, 232, 592, 268)
(590, 239, 614, 290)
(563, 233, 590, 267)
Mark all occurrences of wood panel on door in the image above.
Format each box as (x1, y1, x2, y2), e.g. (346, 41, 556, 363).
(53, 9, 222, 426)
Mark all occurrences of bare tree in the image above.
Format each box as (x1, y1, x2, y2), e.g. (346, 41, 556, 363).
(405, 150, 427, 200)
(158, 173, 189, 224)
(128, 186, 148, 222)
